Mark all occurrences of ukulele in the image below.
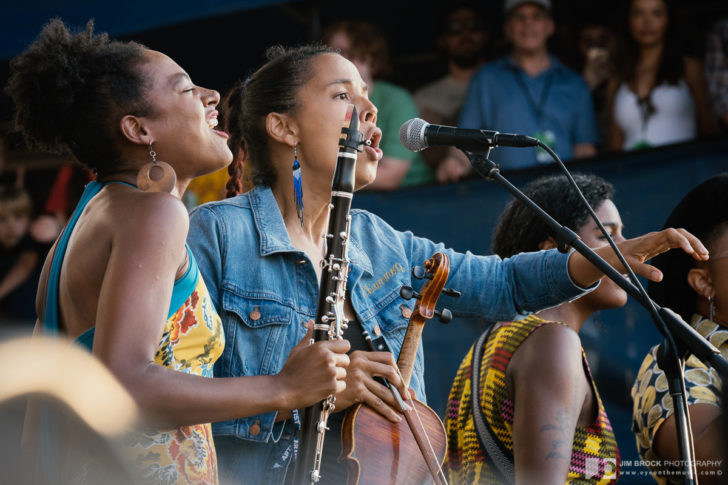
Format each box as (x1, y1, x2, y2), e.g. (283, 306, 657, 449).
(341, 252, 460, 485)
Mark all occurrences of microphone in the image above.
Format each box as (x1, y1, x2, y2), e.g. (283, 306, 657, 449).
(399, 118, 539, 152)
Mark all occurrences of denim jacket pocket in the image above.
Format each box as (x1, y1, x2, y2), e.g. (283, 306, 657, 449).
(372, 286, 413, 335)
(222, 291, 296, 377)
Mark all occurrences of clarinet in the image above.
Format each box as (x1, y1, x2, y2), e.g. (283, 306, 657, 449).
(292, 105, 364, 484)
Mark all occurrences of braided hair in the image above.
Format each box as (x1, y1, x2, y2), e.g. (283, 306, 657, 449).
(6, 19, 152, 176)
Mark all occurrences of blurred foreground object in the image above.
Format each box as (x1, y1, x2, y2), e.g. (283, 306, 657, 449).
(0, 335, 139, 484)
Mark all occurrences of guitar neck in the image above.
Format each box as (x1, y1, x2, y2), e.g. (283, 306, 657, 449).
(397, 315, 426, 388)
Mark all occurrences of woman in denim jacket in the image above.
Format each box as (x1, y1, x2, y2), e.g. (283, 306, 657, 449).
(187, 45, 707, 484)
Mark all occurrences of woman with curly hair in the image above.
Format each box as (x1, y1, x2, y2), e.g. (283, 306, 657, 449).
(7, 20, 349, 484)
(446, 173, 625, 484)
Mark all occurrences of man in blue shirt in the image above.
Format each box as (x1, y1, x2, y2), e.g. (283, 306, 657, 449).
(437, 0, 599, 181)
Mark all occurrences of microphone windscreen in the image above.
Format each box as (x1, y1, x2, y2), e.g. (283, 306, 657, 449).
(399, 118, 429, 152)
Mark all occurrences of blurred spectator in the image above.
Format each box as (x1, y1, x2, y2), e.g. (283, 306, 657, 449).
(43, 163, 91, 223)
(323, 20, 434, 189)
(0, 133, 5, 176)
(183, 166, 229, 209)
(578, 23, 618, 95)
(607, 0, 715, 151)
(571, 19, 618, 144)
(413, 3, 489, 175)
(0, 185, 42, 325)
(438, 0, 598, 182)
(37, 163, 92, 242)
(705, 18, 728, 129)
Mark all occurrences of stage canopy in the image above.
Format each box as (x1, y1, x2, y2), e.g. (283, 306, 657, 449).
(0, 0, 289, 60)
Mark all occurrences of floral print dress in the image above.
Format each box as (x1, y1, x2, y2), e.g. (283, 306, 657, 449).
(123, 249, 224, 485)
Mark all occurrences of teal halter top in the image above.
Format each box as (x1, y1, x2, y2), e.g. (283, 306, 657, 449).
(40, 180, 199, 350)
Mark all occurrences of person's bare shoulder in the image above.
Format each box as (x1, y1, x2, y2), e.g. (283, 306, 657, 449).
(509, 322, 583, 384)
(106, 190, 189, 247)
(70, 189, 190, 284)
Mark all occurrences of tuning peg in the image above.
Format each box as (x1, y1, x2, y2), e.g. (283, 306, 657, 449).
(411, 266, 427, 279)
(442, 287, 461, 298)
(400, 286, 421, 300)
(435, 308, 452, 324)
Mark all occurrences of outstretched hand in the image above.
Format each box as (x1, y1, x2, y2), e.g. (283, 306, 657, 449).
(569, 227, 709, 287)
(276, 322, 350, 410)
(612, 228, 708, 281)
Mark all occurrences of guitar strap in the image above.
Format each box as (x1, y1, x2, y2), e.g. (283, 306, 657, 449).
(470, 324, 515, 484)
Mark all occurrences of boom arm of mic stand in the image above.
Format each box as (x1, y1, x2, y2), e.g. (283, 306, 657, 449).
(466, 151, 728, 484)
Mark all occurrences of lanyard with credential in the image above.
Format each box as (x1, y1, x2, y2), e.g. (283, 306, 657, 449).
(512, 67, 554, 129)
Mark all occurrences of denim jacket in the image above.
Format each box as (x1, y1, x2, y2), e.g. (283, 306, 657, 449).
(187, 186, 593, 481)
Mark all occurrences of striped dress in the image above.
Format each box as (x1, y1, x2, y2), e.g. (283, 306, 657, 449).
(445, 315, 620, 484)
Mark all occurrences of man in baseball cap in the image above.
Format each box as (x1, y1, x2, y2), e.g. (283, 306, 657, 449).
(437, 0, 598, 180)
(503, 0, 552, 16)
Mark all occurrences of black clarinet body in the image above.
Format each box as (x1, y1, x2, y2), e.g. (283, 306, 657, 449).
(292, 106, 364, 484)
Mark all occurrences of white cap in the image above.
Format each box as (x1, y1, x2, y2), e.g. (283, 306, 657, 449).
(503, 0, 552, 15)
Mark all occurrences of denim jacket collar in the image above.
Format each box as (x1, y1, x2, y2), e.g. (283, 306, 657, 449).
(249, 186, 373, 276)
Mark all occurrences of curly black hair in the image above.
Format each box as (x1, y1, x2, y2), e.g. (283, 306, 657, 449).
(5, 19, 152, 175)
(222, 44, 335, 192)
(492, 173, 615, 258)
(648, 173, 728, 321)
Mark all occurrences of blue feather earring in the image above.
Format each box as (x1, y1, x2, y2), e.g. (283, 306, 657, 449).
(292, 145, 304, 226)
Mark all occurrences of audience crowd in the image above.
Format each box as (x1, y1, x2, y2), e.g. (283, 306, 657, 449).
(2, 0, 726, 327)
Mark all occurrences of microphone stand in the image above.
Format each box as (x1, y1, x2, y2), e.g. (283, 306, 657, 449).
(465, 150, 728, 484)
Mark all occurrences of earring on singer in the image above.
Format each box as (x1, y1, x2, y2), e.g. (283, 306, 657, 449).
(709, 294, 716, 322)
(292, 145, 304, 227)
(137, 143, 177, 194)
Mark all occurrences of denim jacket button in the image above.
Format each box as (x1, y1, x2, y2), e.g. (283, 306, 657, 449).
(250, 307, 261, 321)
(400, 305, 412, 319)
(250, 420, 261, 436)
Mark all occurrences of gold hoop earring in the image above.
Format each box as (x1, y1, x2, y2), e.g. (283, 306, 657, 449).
(137, 143, 177, 193)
